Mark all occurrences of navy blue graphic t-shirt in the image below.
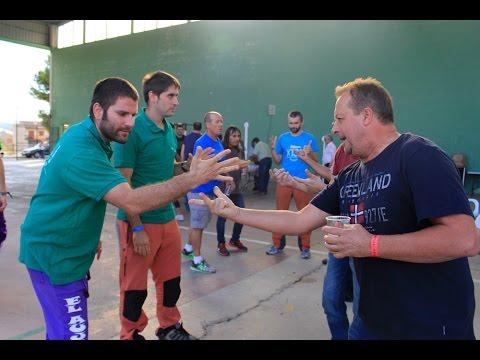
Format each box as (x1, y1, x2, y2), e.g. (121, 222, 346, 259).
(311, 133, 475, 339)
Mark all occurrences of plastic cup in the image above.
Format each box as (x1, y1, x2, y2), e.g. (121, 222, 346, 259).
(326, 216, 351, 228)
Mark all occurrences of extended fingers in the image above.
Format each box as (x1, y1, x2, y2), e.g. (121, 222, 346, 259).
(238, 159, 250, 169)
(212, 186, 225, 197)
(218, 165, 239, 175)
(194, 146, 215, 159)
(212, 148, 232, 161)
(271, 168, 286, 178)
(295, 149, 306, 157)
(277, 172, 293, 184)
(188, 192, 211, 207)
(216, 174, 234, 182)
(217, 156, 241, 168)
(295, 177, 311, 185)
(305, 169, 316, 178)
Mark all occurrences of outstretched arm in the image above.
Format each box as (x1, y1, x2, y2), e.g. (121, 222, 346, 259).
(297, 146, 332, 181)
(104, 147, 241, 215)
(295, 169, 328, 195)
(271, 168, 327, 196)
(190, 186, 327, 235)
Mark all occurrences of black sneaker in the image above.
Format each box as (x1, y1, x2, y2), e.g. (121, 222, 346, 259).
(132, 329, 145, 340)
(229, 239, 248, 252)
(217, 242, 230, 256)
(156, 322, 197, 340)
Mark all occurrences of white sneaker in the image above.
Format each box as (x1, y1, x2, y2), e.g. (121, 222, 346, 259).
(175, 214, 184, 221)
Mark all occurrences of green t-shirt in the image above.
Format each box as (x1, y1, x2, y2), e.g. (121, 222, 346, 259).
(113, 108, 176, 223)
(19, 117, 127, 285)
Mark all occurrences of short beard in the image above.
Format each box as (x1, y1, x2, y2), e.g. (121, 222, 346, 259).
(99, 111, 128, 144)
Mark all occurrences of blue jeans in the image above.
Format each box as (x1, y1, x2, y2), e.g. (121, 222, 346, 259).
(216, 193, 245, 244)
(322, 253, 360, 340)
(257, 157, 272, 193)
(347, 314, 379, 340)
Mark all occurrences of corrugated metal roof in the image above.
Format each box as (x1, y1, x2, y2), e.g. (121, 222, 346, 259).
(0, 20, 71, 48)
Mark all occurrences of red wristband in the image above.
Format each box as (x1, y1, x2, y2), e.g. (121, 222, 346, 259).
(371, 235, 379, 257)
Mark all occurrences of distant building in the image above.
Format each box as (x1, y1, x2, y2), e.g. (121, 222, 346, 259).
(13, 121, 49, 156)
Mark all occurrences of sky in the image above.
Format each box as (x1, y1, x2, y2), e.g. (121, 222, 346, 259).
(0, 40, 50, 124)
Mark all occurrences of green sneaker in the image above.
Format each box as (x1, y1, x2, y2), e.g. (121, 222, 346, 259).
(182, 248, 194, 260)
(190, 260, 216, 274)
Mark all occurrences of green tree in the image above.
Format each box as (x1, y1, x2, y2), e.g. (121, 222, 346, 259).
(30, 56, 50, 128)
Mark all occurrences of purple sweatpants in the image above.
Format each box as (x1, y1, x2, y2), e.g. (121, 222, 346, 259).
(27, 268, 89, 340)
(0, 211, 6, 248)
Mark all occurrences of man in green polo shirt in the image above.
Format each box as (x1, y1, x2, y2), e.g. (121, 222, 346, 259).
(113, 70, 194, 340)
(19, 77, 240, 340)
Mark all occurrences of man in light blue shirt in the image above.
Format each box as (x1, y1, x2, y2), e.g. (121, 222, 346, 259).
(268, 110, 319, 259)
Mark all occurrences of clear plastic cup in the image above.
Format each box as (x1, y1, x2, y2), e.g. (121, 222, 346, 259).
(326, 215, 351, 228)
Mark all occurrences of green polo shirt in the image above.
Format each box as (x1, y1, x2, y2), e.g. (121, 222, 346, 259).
(19, 117, 127, 285)
(114, 108, 176, 224)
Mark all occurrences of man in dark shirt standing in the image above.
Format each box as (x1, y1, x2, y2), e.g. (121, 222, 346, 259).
(182, 122, 202, 161)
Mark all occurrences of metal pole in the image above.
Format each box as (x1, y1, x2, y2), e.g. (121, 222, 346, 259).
(243, 122, 249, 160)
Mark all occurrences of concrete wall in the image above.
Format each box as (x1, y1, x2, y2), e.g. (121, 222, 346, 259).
(50, 20, 480, 186)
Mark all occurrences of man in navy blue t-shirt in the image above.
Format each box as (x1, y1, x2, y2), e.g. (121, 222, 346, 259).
(191, 77, 478, 339)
